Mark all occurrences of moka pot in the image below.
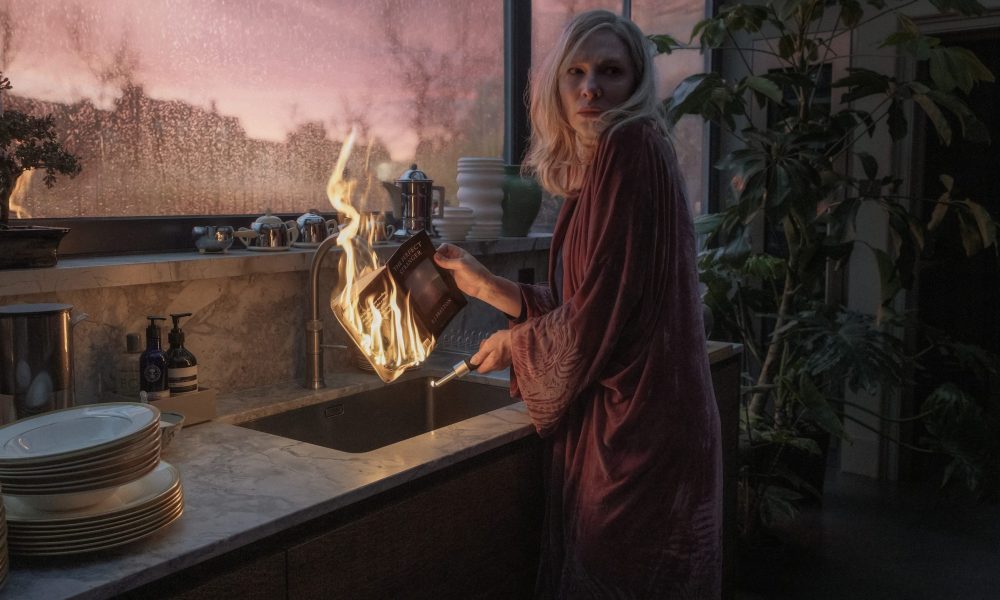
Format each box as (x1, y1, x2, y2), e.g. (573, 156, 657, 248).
(394, 164, 442, 238)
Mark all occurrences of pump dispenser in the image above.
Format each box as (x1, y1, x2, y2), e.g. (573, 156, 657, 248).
(114, 332, 143, 397)
(166, 312, 199, 395)
(140, 316, 170, 400)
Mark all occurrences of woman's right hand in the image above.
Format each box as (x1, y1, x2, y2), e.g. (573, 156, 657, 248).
(433, 243, 494, 300)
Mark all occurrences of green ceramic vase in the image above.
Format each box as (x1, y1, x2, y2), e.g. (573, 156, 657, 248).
(501, 165, 542, 237)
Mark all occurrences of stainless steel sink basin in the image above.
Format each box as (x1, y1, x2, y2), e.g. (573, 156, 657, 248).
(237, 377, 516, 453)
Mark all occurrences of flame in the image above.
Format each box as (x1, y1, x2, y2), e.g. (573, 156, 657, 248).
(9, 169, 34, 218)
(326, 130, 434, 382)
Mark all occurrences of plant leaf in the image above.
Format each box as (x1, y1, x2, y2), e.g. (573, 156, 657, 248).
(871, 247, 902, 319)
(957, 200, 998, 251)
(926, 89, 991, 144)
(857, 152, 878, 180)
(745, 75, 784, 104)
(927, 175, 952, 231)
(837, 0, 864, 27)
(835, 67, 892, 103)
(912, 93, 952, 146)
(887, 99, 908, 140)
(797, 373, 848, 440)
(648, 34, 680, 55)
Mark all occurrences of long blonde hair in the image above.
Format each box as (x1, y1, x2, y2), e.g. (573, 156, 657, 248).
(524, 10, 666, 198)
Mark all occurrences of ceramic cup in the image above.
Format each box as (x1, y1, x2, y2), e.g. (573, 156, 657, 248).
(192, 226, 235, 253)
(235, 221, 299, 249)
(298, 216, 339, 244)
(361, 212, 396, 243)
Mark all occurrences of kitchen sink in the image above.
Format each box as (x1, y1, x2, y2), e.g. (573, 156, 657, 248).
(236, 377, 517, 453)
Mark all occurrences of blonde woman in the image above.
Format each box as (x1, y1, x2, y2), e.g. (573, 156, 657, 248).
(435, 10, 721, 598)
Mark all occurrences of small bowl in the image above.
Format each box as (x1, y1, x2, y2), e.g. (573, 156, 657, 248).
(159, 412, 186, 450)
(193, 225, 236, 253)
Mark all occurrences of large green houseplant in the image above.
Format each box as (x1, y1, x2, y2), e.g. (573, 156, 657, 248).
(655, 0, 999, 537)
(0, 73, 82, 269)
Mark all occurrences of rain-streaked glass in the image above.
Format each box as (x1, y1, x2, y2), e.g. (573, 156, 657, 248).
(634, 0, 708, 215)
(4, 0, 502, 218)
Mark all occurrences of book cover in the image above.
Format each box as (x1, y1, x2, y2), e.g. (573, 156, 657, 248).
(333, 230, 466, 382)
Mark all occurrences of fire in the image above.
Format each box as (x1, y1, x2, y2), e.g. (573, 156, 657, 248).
(9, 169, 34, 218)
(325, 130, 434, 383)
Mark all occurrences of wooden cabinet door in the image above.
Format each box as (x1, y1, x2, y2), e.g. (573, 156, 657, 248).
(287, 439, 543, 600)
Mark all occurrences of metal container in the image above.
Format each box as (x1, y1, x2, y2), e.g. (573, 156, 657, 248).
(0, 303, 87, 423)
(394, 164, 442, 238)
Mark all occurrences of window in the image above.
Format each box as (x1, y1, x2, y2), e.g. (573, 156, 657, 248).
(8, 0, 712, 254)
(633, 0, 709, 214)
(7, 0, 502, 220)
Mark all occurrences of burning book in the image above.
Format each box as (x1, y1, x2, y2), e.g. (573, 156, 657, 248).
(331, 230, 466, 382)
(323, 130, 465, 383)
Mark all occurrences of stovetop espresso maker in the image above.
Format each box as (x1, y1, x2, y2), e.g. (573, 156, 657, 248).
(393, 164, 443, 239)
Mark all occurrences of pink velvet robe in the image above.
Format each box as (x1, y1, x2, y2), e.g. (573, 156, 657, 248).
(510, 120, 722, 598)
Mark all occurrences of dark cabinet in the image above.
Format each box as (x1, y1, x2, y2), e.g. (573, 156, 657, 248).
(287, 438, 542, 599)
(125, 548, 286, 600)
(711, 351, 741, 600)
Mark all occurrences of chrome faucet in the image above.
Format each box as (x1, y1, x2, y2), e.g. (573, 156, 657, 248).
(304, 234, 342, 389)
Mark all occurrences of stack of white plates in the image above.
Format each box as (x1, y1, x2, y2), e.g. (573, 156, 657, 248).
(0, 488, 8, 589)
(433, 206, 475, 242)
(0, 403, 184, 556)
(0, 403, 162, 509)
(4, 461, 184, 556)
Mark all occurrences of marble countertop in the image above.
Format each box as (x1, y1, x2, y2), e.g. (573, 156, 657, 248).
(0, 355, 533, 600)
(0, 341, 737, 599)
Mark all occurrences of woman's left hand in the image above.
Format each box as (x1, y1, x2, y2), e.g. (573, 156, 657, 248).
(471, 330, 512, 373)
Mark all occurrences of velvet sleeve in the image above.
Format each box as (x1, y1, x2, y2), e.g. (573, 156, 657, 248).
(507, 282, 558, 400)
(509, 123, 672, 436)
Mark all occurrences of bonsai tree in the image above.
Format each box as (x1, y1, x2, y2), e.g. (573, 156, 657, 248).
(655, 0, 999, 533)
(0, 73, 82, 226)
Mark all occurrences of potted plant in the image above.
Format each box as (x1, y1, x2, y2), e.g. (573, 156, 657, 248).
(0, 72, 82, 269)
(654, 0, 999, 546)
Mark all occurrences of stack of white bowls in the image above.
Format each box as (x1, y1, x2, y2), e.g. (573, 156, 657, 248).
(432, 206, 475, 242)
(456, 157, 505, 240)
(0, 402, 184, 556)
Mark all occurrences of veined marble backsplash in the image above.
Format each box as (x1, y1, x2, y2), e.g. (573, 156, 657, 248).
(0, 238, 549, 402)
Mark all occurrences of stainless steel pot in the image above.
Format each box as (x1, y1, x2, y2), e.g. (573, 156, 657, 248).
(0, 303, 88, 423)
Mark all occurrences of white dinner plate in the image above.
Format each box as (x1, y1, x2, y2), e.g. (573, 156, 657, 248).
(0, 429, 160, 480)
(8, 502, 183, 556)
(0, 425, 159, 475)
(4, 461, 180, 524)
(2, 452, 160, 502)
(9, 482, 181, 532)
(8, 491, 183, 542)
(0, 403, 159, 464)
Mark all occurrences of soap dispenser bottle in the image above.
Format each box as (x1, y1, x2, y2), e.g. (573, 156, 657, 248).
(140, 316, 170, 400)
(115, 332, 143, 397)
(166, 312, 199, 395)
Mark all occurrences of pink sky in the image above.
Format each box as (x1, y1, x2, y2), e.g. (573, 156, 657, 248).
(9, 0, 704, 159)
(10, 0, 501, 159)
